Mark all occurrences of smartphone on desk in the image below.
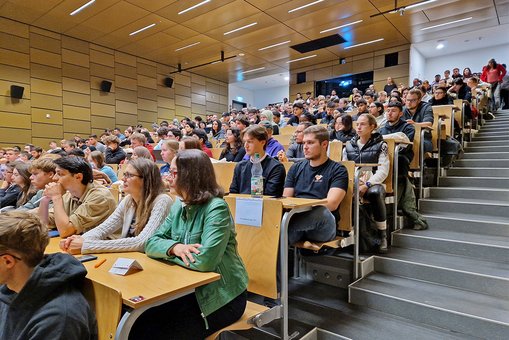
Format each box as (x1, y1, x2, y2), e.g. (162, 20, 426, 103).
(76, 255, 98, 263)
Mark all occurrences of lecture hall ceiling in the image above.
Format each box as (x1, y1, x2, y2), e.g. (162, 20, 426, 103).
(1, 0, 507, 82)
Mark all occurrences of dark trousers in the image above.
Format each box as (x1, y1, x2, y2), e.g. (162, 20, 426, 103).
(129, 291, 247, 340)
(364, 184, 386, 223)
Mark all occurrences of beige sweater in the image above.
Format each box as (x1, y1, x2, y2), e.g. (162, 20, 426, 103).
(81, 194, 172, 254)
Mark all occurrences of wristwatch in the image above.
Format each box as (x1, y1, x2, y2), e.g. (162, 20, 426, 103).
(366, 181, 372, 188)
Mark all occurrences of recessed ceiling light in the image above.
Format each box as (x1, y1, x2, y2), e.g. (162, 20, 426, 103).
(70, 0, 95, 16)
(175, 42, 201, 51)
(421, 17, 473, 31)
(288, 0, 323, 13)
(258, 40, 291, 51)
(224, 22, 257, 35)
(287, 55, 317, 63)
(238, 53, 245, 57)
(344, 38, 384, 49)
(241, 67, 265, 74)
(129, 23, 156, 36)
(284, 76, 290, 81)
(178, 0, 211, 15)
(436, 43, 444, 49)
(320, 20, 363, 34)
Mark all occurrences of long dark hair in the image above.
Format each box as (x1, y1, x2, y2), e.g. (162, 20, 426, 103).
(224, 127, 243, 155)
(175, 150, 223, 205)
(127, 158, 164, 235)
(212, 119, 222, 134)
(14, 162, 36, 207)
(487, 58, 498, 69)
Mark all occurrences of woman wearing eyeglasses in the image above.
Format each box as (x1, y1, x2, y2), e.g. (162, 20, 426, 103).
(0, 163, 22, 209)
(129, 149, 248, 340)
(60, 158, 172, 254)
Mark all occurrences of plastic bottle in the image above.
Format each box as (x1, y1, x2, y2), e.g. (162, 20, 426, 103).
(251, 153, 263, 197)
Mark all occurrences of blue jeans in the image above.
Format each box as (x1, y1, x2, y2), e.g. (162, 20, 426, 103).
(288, 206, 337, 245)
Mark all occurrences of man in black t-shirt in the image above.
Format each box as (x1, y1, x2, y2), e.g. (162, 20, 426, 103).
(284, 126, 348, 245)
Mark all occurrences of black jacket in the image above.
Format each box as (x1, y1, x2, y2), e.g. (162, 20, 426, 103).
(229, 156, 286, 197)
(0, 184, 21, 208)
(380, 118, 415, 162)
(330, 129, 356, 143)
(105, 147, 126, 164)
(0, 253, 97, 340)
(345, 133, 385, 164)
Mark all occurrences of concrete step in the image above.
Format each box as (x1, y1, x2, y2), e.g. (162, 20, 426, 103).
(478, 125, 509, 132)
(453, 159, 509, 167)
(349, 273, 509, 339)
(392, 229, 509, 263)
(440, 176, 509, 188)
(466, 140, 509, 147)
(287, 280, 476, 340)
(420, 198, 509, 219)
(462, 152, 509, 159)
(428, 186, 509, 203)
(464, 145, 509, 153)
(475, 130, 509, 137)
(472, 135, 509, 141)
(446, 167, 509, 177)
(420, 212, 509, 237)
(374, 255, 509, 298)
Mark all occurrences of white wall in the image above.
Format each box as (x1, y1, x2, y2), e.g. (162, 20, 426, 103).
(424, 43, 509, 80)
(409, 45, 426, 85)
(254, 86, 289, 108)
(228, 84, 255, 109)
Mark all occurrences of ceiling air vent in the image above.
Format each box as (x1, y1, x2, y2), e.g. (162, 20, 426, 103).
(291, 34, 346, 54)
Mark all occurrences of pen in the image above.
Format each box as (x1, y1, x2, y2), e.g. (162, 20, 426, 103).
(94, 258, 106, 268)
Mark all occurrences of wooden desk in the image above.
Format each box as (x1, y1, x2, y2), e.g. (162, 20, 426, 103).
(227, 194, 327, 340)
(46, 238, 219, 339)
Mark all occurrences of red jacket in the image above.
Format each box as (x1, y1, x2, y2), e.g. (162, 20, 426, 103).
(481, 64, 507, 83)
(145, 143, 156, 161)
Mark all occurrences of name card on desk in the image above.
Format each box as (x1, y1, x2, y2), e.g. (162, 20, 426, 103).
(235, 197, 263, 227)
(109, 258, 143, 276)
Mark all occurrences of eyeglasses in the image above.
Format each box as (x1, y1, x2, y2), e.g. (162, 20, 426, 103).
(406, 98, 418, 102)
(169, 170, 178, 178)
(123, 172, 142, 179)
(0, 253, 22, 261)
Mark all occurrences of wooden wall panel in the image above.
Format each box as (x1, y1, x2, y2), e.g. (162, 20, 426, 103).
(0, 18, 228, 147)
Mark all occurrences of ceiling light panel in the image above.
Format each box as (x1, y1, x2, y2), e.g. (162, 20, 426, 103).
(421, 17, 473, 31)
(320, 20, 363, 34)
(288, 0, 324, 13)
(70, 0, 96, 16)
(258, 40, 291, 51)
(178, 0, 211, 15)
(175, 42, 201, 51)
(224, 22, 258, 35)
(287, 55, 317, 63)
(344, 38, 384, 49)
(129, 23, 156, 36)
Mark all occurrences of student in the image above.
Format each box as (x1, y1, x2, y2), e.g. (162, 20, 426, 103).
(343, 114, 390, 252)
(0, 163, 21, 209)
(278, 122, 312, 162)
(39, 157, 116, 237)
(104, 135, 126, 164)
(219, 127, 246, 162)
(130, 150, 248, 339)
(0, 211, 97, 339)
(10, 162, 36, 209)
(88, 151, 118, 184)
(284, 126, 348, 245)
(330, 115, 356, 142)
(17, 158, 57, 210)
(159, 139, 180, 175)
(229, 125, 286, 197)
(60, 159, 172, 254)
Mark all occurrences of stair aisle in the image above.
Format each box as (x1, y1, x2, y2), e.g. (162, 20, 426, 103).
(349, 110, 509, 339)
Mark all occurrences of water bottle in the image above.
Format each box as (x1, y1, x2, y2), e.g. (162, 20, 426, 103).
(251, 153, 263, 197)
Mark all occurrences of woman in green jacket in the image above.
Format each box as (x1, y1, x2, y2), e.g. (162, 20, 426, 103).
(129, 149, 248, 340)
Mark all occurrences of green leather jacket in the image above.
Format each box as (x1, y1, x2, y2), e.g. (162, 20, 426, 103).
(145, 197, 248, 318)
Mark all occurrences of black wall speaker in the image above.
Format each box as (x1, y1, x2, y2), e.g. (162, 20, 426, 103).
(164, 77, 174, 88)
(100, 80, 112, 92)
(384, 52, 399, 68)
(296, 72, 306, 84)
(10, 85, 24, 99)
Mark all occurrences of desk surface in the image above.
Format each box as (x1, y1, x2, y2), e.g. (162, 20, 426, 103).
(46, 238, 219, 309)
(226, 193, 327, 210)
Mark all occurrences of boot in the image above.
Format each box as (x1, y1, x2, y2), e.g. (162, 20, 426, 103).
(378, 230, 388, 254)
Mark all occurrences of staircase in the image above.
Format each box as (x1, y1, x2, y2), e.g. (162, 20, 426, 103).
(349, 110, 509, 339)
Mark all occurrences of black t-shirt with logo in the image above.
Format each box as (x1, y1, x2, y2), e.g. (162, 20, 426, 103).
(284, 159, 349, 224)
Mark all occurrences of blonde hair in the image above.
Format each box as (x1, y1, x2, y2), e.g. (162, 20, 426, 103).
(0, 211, 49, 267)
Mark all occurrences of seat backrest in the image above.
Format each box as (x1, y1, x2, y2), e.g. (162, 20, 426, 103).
(212, 162, 237, 193)
(117, 163, 129, 180)
(432, 105, 455, 147)
(328, 141, 343, 162)
(410, 125, 422, 170)
(107, 164, 119, 173)
(338, 160, 355, 232)
(384, 139, 395, 195)
(281, 161, 294, 174)
(82, 279, 122, 340)
(280, 125, 296, 135)
(211, 148, 224, 160)
(453, 99, 464, 127)
(225, 196, 282, 299)
(273, 134, 292, 145)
